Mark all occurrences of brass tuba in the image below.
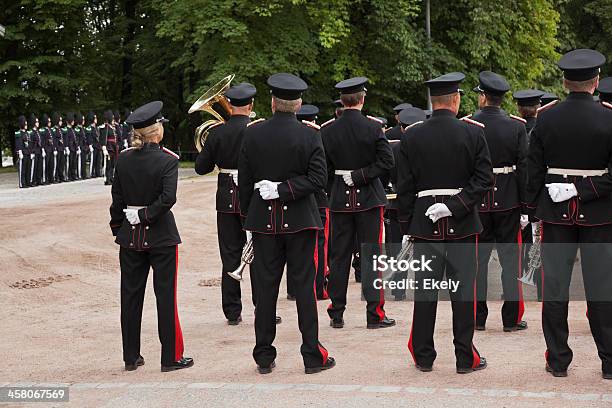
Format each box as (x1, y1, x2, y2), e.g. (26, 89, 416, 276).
(188, 74, 235, 152)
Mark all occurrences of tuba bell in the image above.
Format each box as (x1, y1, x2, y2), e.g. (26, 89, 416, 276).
(188, 74, 235, 152)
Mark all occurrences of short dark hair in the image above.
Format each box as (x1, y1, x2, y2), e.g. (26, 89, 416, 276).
(518, 105, 538, 119)
(484, 93, 504, 107)
(340, 91, 365, 107)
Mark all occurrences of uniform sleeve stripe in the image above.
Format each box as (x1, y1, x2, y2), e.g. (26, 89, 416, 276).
(162, 147, 179, 159)
(537, 100, 559, 112)
(509, 114, 527, 123)
(320, 118, 335, 128)
(461, 117, 485, 128)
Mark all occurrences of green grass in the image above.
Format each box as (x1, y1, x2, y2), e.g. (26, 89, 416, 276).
(179, 161, 195, 168)
(0, 166, 16, 174)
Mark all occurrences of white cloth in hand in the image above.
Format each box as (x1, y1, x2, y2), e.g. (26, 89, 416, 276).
(102, 146, 108, 156)
(520, 214, 529, 229)
(123, 208, 141, 225)
(258, 180, 280, 200)
(18, 150, 23, 160)
(546, 183, 577, 203)
(425, 203, 452, 223)
(232, 173, 238, 186)
(42, 149, 46, 158)
(89, 145, 94, 153)
(53, 150, 58, 156)
(343, 173, 354, 186)
(402, 235, 411, 245)
(30, 153, 35, 160)
(65, 147, 70, 155)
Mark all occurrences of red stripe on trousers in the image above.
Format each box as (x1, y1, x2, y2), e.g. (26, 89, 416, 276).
(174, 245, 184, 361)
(323, 208, 330, 298)
(375, 206, 385, 321)
(312, 233, 328, 364)
(472, 234, 481, 368)
(517, 228, 525, 324)
(407, 321, 416, 364)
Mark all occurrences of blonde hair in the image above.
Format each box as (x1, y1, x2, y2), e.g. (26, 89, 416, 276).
(564, 77, 598, 93)
(132, 122, 163, 148)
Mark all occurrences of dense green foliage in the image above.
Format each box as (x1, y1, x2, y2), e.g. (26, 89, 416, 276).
(1, 0, 610, 159)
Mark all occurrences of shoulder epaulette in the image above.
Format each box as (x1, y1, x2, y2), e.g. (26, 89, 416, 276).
(120, 147, 136, 154)
(320, 118, 335, 128)
(98, 125, 105, 129)
(460, 114, 473, 120)
(537, 99, 559, 113)
(509, 114, 527, 124)
(208, 121, 224, 131)
(246, 118, 265, 127)
(461, 117, 485, 128)
(301, 120, 320, 130)
(602, 101, 612, 110)
(161, 146, 179, 159)
(366, 115, 384, 124)
(389, 139, 400, 144)
(15, 131, 21, 135)
(404, 120, 424, 130)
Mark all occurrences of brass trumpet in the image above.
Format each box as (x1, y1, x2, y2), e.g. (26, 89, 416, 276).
(519, 221, 542, 286)
(188, 74, 235, 152)
(228, 238, 254, 281)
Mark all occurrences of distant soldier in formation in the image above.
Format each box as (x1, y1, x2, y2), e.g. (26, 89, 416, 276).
(114, 111, 125, 152)
(86, 112, 100, 178)
(122, 108, 133, 148)
(15, 115, 31, 188)
(64, 112, 78, 181)
(385, 103, 412, 141)
(28, 114, 43, 186)
(40, 113, 55, 184)
(52, 112, 66, 183)
(100, 110, 118, 185)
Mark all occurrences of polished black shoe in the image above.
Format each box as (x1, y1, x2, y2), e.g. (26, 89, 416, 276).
(457, 357, 487, 374)
(603, 372, 612, 380)
(161, 357, 194, 372)
(125, 356, 145, 371)
(545, 363, 567, 377)
(330, 318, 344, 329)
(367, 316, 396, 329)
(257, 361, 275, 374)
(287, 294, 296, 301)
(276, 316, 282, 324)
(416, 364, 432, 372)
(475, 324, 486, 331)
(227, 316, 242, 326)
(503, 321, 528, 332)
(305, 357, 336, 374)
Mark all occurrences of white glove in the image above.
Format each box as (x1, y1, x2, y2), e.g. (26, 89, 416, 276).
(42, 149, 46, 158)
(232, 173, 238, 186)
(77, 147, 81, 154)
(402, 235, 411, 245)
(65, 147, 70, 155)
(122, 208, 141, 225)
(520, 214, 529, 230)
(89, 145, 93, 153)
(246, 231, 252, 241)
(258, 180, 280, 200)
(53, 150, 58, 157)
(102, 146, 108, 156)
(30, 153, 35, 160)
(124, 140, 128, 149)
(425, 203, 452, 223)
(18, 150, 23, 160)
(343, 173, 354, 186)
(546, 183, 578, 203)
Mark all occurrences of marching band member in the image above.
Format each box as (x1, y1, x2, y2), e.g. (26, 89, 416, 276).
(238, 73, 334, 374)
(15, 115, 31, 188)
(195, 82, 258, 325)
(397, 72, 492, 373)
(385, 103, 413, 141)
(472, 71, 529, 332)
(322, 76, 396, 329)
(526, 49, 612, 379)
(110, 100, 193, 372)
(597, 77, 612, 104)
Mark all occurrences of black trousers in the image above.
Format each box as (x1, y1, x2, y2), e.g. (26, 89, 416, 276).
(287, 208, 329, 300)
(68, 150, 78, 180)
(33, 153, 43, 185)
(408, 235, 482, 369)
(120, 245, 184, 365)
(251, 230, 329, 368)
(217, 212, 255, 320)
(44, 150, 54, 184)
(105, 152, 116, 184)
(80, 150, 89, 179)
(17, 155, 31, 188)
(56, 151, 66, 182)
(541, 223, 612, 373)
(327, 207, 386, 324)
(476, 209, 524, 328)
(384, 210, 404, 298)
(93, 149, 103, 177)
(352, 236, 361, 281)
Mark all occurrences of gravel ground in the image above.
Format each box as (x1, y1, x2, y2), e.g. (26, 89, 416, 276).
(0, 170, 610, 407)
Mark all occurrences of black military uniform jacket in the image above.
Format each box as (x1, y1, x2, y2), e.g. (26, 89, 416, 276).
(110, 143, 181, 249)
(238, 111, 326, 234)
(321, 109, 394, 212)
(52, 126, 64, 150)
(195, 114, 250, 214)
(525, 117, 536, 139)
(85, 125, 98, 148)
(74, 125, 86, 150)
(15, 129, 30, 154)
(397, 109, 493, 240)
(385, 125, 402, 141)
(526, 92, 612, 226)
(64, 126, 77, 150)
(385, 139, 402, 213)
(40, 127, 54, 153)
(99, 123, 117, 152)
(28, 129, 42, 154)
(472, 106, 528, 212)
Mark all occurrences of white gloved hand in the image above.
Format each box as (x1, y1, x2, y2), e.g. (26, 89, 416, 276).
(77, 147, 81, 154)
(42, 149, 46, 158)
(258, 180, 280, 200)
(122, 208, 141, 225)
(520, 214, 529, 230)
(232, 173, 238, 186)
(18, 150, 23, 160)
(65, 147, 70, 155)
(402, 235, 411, 245)
(102, 146, 108, 156)
(30, 153, 35, 160)
(425, 203, 452, 223)
(343, 173, 354, 186)
(53, 150, 58, 157)
(246, 231, 252, 241)
(546, 183, 578, 203)
(89, 145, 93, 153)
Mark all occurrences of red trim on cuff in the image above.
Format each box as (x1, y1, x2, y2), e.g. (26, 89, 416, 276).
(457, 194, 469, 211)
(588, 177, 599, 198)
(287, 181, 295, 200)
